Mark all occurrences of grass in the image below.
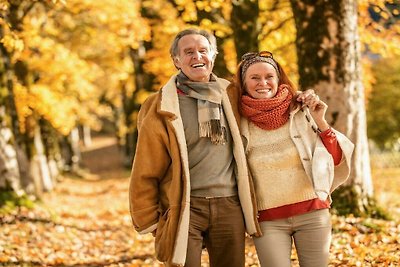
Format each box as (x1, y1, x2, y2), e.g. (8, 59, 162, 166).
(371, 167, 400, 221)
(0, 190, 35, 214)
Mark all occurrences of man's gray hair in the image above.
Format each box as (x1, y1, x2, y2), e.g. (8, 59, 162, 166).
(169, 28, 218, 60)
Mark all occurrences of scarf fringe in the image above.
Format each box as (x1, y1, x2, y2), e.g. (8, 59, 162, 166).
(199, 120, 227, 145)
(177, 71, 227, 145)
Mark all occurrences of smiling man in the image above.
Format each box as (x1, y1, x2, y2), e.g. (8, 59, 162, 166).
(129, 28, 260, 267)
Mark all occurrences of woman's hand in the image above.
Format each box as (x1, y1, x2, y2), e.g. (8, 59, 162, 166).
(296, 89, 330, 132)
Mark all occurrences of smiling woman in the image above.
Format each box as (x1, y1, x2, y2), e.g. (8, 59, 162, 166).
(232, 50, 354, 267)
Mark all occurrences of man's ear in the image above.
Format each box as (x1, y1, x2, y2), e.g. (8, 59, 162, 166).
(173, 57, 181, 69)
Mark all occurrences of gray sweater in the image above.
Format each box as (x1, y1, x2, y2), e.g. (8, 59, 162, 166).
(178, 94, 237, 197)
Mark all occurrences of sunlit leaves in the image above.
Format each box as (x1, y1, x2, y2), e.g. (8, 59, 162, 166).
(139, 0, 185, 89)
(30, 85, 78, 134)
(2, 0, 399, 142)
(0, 32, 24, 54)
(1, 0, 152, 137)
(20, 32, 102, 133)
(222, 38, 237, 74)
(359, 0, 400, 57)
(258, 0, 298, 83)
(174, 0, 197, 22)
(13, 82, 31, 133)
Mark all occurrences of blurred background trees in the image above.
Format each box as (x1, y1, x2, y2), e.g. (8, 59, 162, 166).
(1, 0, 399, 216)
(367, 57, 400, 150)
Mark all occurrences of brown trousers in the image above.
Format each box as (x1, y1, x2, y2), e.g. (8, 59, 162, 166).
(183, 195, 246, 267)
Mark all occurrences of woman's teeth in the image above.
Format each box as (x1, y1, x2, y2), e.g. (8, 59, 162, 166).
(257, 89, 271, 93)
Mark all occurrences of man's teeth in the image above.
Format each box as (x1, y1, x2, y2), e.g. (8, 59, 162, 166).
(192, 63, 205, 68)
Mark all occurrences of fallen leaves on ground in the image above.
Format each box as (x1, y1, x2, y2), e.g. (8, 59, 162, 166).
(0, 178, 156, 267)
(1, 137, 400, 267)
(0, 176, 399, 267)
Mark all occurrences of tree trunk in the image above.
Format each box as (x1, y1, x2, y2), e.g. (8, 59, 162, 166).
(82, 125, 92, 147)
(213, 38, 231, 79)
(0, 26, 20, 144)
(1, 1, 56, 196)
(193, 7, 231, 78)
(290, 0, 374, 216)
(40, 119, 61, 182)
(231, 0, 260, 59)
(126, 45, 149, 166)
(1, 12, 32, 195)
(59, 127, 81, 174)
(30, 126, 53, 192)
(0, 25, 21, 192)
(0, 107, 21, 192)
(69, 127, 81, 172)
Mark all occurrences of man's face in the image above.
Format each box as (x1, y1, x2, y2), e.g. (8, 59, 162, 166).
(174, 34, 214, 82)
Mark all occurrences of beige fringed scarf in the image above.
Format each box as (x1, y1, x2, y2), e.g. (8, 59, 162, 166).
(176, 71, 227, 145)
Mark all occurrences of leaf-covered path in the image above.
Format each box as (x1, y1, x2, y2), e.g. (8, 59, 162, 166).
(1, 136, 399, 266)
(0, 136, 158, 266)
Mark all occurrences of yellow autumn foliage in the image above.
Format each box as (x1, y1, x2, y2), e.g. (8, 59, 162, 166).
(1, 0, 151, 136)
(1, 0, 399, 139)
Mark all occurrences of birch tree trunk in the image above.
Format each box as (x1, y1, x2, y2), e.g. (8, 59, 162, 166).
(1, 0, 57, 197)
(0, 107, 21, 192)
(30, 126, 54, 192)
(289, 0, 374, 215)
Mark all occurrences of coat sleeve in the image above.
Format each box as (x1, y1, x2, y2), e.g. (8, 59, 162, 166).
(311, 130, 354, 202)
(330, 129, 354, 192)
(129, 96, 171, 234)
(302, 107, 354, 200)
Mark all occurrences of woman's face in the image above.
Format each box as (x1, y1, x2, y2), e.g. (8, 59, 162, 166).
(244, 62, 279, 99)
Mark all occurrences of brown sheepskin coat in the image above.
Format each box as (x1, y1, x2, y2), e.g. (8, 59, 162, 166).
(129, 75, 260, 266)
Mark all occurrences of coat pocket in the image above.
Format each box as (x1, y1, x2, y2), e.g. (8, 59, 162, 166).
(154, 207, 177, 262)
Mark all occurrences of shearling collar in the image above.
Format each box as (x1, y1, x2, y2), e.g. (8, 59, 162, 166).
(159, 75, 180, 118)
(159, 73, 229, 119)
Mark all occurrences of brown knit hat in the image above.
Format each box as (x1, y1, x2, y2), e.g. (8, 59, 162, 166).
(241, 51, 280, 80)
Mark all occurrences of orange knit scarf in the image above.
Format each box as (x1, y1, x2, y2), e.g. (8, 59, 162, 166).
(241, 84, 293, 130)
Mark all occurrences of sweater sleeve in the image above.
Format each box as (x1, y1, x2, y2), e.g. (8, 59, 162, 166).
(319, 127, 343, 165)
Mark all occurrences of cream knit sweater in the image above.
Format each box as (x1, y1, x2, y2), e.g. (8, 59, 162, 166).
(247, 122, 317, 210)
